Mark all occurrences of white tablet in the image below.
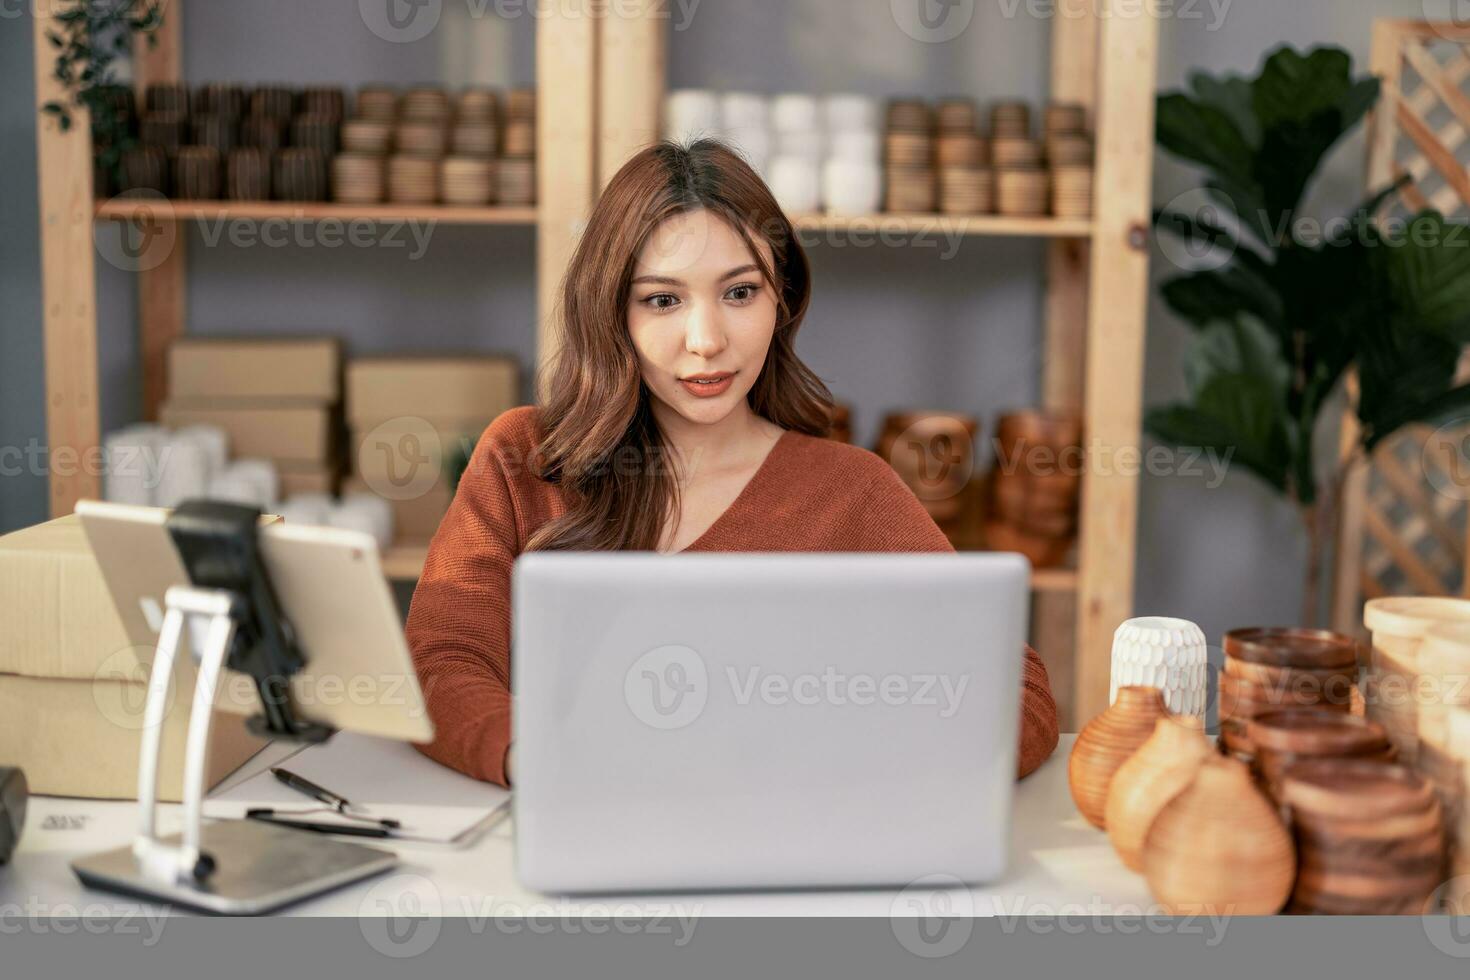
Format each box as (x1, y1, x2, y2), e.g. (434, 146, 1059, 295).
(76, 500, 433, 743)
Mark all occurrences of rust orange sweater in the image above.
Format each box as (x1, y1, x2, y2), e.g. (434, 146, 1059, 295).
(406, 405, 1060, 787)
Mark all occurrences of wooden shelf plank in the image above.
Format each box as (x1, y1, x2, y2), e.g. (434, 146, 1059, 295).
(790, 212, 1094, 239)
(1031, 567, 1079, 593)
(95, 199, 539, 226)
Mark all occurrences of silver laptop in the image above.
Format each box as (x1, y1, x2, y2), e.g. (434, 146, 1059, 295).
(511, 552, 1030, 893)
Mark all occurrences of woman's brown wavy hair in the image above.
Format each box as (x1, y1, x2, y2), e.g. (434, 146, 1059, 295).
(524, 139, 834, 552)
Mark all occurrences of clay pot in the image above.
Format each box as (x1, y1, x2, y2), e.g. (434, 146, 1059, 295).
(1143, 755, 1296, 916)
(874, 411, 978, 524)
(1069, 685, 1168, 830)
(1106, 715, 1212, 871)
(1280, 757, 1446, 914)
(1363, 597, 1470, 766)
(994, 410, 1084, 460)
(1245, 708, 1393, 803)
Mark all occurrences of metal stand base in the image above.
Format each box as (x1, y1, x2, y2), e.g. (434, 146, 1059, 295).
(74, 819, 394, 915)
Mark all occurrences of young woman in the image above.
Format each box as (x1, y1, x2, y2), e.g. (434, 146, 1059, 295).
(405, 139, 1059, 788)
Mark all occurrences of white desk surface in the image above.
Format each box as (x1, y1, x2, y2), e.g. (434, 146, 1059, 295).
(3, 734, 1156, 917)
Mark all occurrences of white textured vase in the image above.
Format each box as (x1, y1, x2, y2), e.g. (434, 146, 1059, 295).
(1109, 617, 1208, 717)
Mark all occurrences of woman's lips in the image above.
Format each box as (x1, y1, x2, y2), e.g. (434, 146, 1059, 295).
(679, 373, 734, 398)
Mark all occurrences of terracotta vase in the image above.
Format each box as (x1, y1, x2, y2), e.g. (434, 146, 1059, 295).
(1069, 685, 1168, 830)
(1106, 714, 1212, 871)
(1143, 755, 1296, 916)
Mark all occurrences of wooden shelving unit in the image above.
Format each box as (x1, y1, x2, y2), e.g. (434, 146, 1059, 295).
(34, 0, 1157, 724)
(94, 199, 539, 226)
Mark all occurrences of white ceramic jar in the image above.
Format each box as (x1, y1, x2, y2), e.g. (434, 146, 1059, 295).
(1108, 616, 1209, 717)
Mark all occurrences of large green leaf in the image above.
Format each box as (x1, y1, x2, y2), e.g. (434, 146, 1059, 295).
(1252, 47, 1355, 128)
(1145, 374, 1292, 494)
(1380, 212, 1470, 342)
(1161, 266, 1284, 333)
(1157, 93, 1256, 187)
(1190, 71, 1260, 147)
(1183, 315, 1290, 400)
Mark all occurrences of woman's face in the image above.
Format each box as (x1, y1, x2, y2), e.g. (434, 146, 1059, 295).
(627, 209, 779, 428)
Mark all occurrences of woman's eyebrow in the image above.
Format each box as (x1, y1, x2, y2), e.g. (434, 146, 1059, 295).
(630, 274, 685, 286)
(721, 264, 760, 281)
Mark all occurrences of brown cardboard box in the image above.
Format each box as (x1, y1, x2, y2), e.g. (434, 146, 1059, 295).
(169, 337, 341, 401)
(346, 355, 519, 425)
(0, 514, 141, 679)
(343, 475, 454, 542)
(349, 416, 487, 489)
(277, 461, 339, 498)
(161, 400, 335, 463)
(0, 675, 264, 800)
(0, 513, 267, 799)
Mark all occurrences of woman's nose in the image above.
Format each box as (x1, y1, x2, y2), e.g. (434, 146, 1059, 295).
(684, 302, 728, 358)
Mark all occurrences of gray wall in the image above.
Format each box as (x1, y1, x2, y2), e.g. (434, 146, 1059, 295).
(0, 0, 1429, 644)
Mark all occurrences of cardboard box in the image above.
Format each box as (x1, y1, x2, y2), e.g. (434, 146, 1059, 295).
(343, 475, 455, 542)
(350, 416, 487, 489)
(169, 337, 341, 401)
(161, 400, 335, 463)
(0, 514, 141, 680)
(277, 461, 339, 499)
(346, 355, 519, 425)
(0, 675, 264, 800)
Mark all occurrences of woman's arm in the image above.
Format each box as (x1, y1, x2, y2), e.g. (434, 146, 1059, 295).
(403, 438, 520, 787)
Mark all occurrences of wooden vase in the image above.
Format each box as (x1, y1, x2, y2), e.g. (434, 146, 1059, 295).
(1106, 714, 1211, 871)
(1068, 685, 1168, 830)
(1143, 755, 1296, 916)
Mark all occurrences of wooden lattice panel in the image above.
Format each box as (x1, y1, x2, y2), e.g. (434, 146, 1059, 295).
(1331, 21, 1470, 633)
(1368, 20, 1470, 223)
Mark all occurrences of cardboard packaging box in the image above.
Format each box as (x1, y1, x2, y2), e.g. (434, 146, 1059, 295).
(0, 514, 266, 799)
(0, 675, 264, 800)
(160, 401, 335, 463)
(343, 475, 455, 542)
(350, 416, 487, 487)
(169, 337, 341, 401)
(346, 355, 519, 425)
(277, 462, 339, 498)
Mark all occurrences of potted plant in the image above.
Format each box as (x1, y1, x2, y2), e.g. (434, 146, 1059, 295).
(1148, 45, 1470, 624)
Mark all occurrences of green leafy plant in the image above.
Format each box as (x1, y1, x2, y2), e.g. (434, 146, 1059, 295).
(41, 1, 166, 188)
(1150, 45, 1470, 623)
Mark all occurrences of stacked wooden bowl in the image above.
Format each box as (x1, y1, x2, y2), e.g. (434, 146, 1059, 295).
(499, 87, 537, 205)
(984, 410, 1082, 570)
(1220, 627, 1359, 758)
(874, 411, 978, 525)
(1245, 708, 1394, 804)
(1044, 101, 1093, 218)
(225, 147, 271, 201)
(119, 146, 169, 196)
(1281, 758, 1445, 914)
(1363, 597, 1470, 768)
(332, 154, 387, 204)
(934, 98, 990, 215)
(884, 99, 935, 213)
(274, 148, 329, 202)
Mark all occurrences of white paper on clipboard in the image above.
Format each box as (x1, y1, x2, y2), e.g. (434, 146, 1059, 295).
(205, 731, 510, 844)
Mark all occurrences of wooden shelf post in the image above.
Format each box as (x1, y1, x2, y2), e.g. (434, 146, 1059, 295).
(32, 9, 101, 516)
(1075, 3, 1160, 723)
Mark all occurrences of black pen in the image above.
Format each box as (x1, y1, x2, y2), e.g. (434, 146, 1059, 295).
(271, 766, 350, 811)
(246, 809, 392, 839)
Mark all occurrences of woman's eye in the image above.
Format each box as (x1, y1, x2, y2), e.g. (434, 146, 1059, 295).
(726, 283, 760, 303)
(644, 293, 680, 311)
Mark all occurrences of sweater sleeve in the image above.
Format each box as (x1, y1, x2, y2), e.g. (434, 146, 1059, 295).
(403, 437, 520, 787)
(841, 461, 1061, 781)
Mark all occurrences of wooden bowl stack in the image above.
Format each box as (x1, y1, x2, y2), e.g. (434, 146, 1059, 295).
(173, 145, 221, 200)
(883, 99, 935, 213)
(984, 410, 1082, 570)
(1280, 758, 1446, 914)
(119, 146, 168, 196)
(1219, 627, 1359, 758)
(225, 147, 271, 201)
(873, 410, 978, 525)
(334, 87, 397, 204)
(1244, 708, 1394, 804)
(987, 100, 1046, 217)
(1044, 102, 1093, 218)
(933, 97, 991, 215)
(274, 147, 329, 202)
(498, 88, 536, 206)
